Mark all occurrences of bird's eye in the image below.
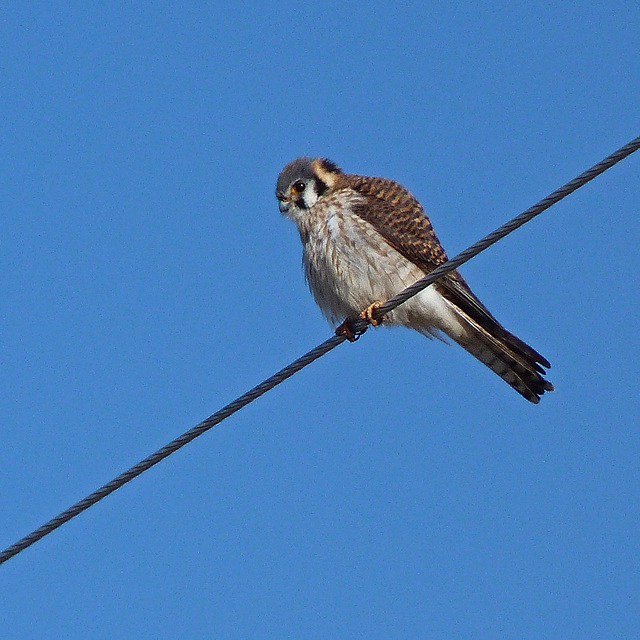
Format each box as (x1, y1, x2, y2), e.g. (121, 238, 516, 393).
(293, 180, 306, 194)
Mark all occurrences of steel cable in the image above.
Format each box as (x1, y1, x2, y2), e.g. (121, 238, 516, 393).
(1, 135, 638, 566)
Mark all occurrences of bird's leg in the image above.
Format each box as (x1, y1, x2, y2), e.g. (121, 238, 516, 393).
(361, 301, 384, 326)
(335, 319, 366, 342)
(335, 301, 385, 342)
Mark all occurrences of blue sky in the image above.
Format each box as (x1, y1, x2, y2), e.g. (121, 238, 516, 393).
(2, 2, 639, 637)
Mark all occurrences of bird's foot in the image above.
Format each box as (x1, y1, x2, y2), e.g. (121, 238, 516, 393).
(335, 319, 366, 342)
(361, 301, 384, 326)
(335, 302, 385, 342)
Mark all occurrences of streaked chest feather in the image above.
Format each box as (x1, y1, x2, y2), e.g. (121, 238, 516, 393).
(296, 192, 423, 322)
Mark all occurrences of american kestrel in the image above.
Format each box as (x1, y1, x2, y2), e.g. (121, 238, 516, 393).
(276, 157, 553, 403)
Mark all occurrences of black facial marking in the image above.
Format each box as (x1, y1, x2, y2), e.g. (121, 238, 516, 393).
(315, 178, 328, 196)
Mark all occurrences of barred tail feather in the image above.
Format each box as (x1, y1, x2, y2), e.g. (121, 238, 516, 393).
(447, 307, 553, 404)
(430, 277, 553, 403)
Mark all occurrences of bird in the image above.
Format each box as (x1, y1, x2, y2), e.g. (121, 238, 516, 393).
(275, 157, 553, 403)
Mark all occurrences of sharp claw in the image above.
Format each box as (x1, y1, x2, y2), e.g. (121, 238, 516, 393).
(335, 320, 366, 342)
(361, 301, 384, 326)
(335, 302, 385, 342)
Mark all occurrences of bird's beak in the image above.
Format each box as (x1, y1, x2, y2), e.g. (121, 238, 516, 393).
(278, 199, 290, 214)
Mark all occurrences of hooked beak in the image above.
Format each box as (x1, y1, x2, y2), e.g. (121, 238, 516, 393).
(278, 199, 290, 214)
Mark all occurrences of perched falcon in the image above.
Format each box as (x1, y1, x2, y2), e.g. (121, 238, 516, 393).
(276, 157, 553, 403)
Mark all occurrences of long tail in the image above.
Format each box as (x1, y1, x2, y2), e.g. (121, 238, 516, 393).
(435, 278, 553, 403)
(458, 316, 553, 403)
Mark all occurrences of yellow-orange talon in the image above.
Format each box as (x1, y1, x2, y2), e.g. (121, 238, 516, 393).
(336, 319, 365, 342)
(361, 301, 384, 326)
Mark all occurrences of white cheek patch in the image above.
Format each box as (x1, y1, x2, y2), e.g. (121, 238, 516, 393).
(302, 183, 320, 209)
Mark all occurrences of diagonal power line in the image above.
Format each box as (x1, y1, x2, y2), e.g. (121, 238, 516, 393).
(1, 135, 639, 567)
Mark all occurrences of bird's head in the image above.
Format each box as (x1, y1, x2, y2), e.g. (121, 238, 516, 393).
(276, 157, 342, 219)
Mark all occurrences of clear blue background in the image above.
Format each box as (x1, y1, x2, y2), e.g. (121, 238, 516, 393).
(2, 3, 639, 638)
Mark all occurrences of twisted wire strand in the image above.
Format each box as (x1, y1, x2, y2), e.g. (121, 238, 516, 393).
(1, 135, 638, 567)
(0, 334, 346, 565)
(354, 134, 640, 330)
